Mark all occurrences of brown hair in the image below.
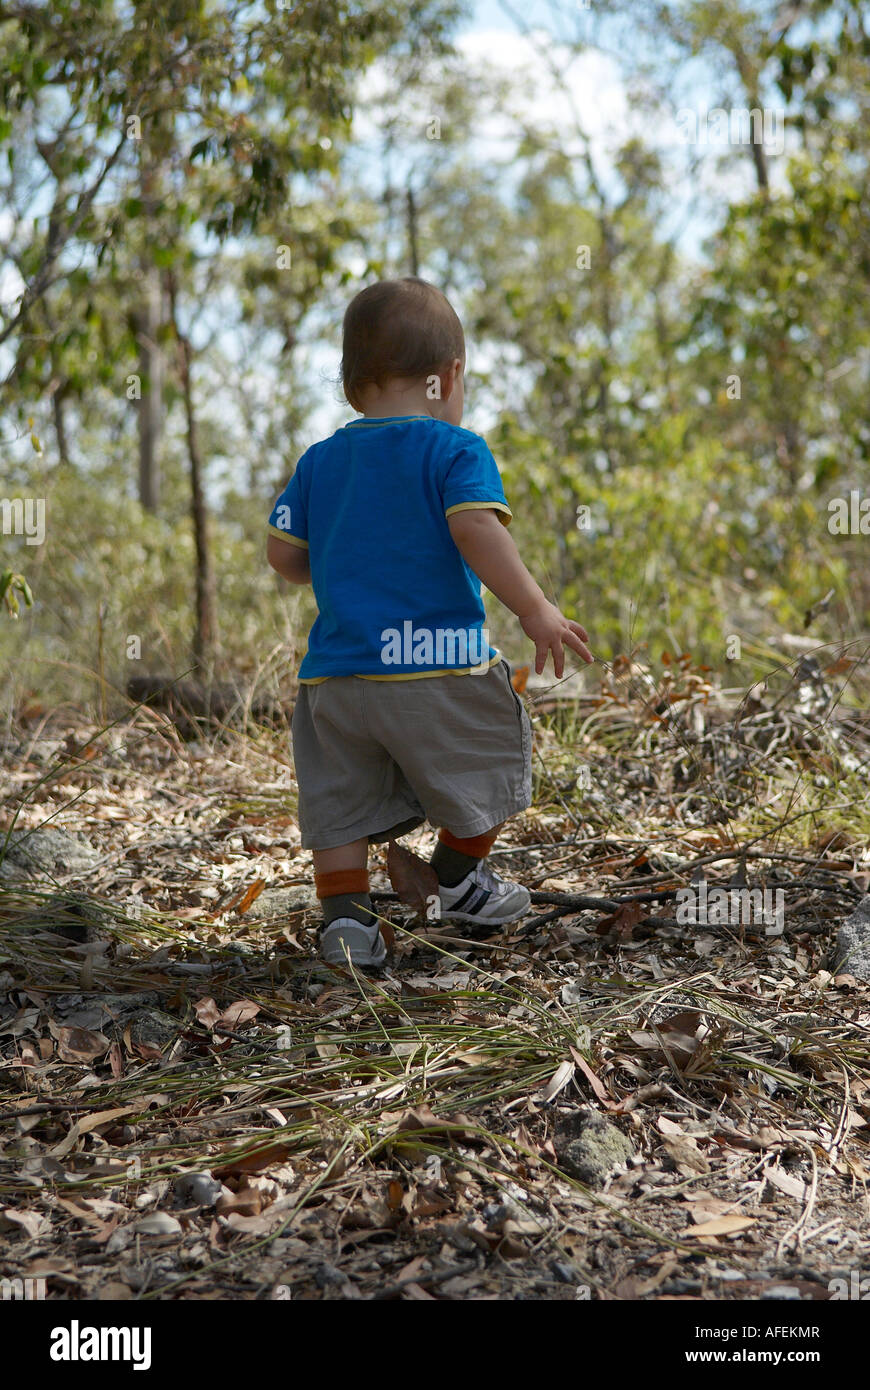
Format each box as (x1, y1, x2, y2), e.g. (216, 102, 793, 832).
(341, 277, 465, 411)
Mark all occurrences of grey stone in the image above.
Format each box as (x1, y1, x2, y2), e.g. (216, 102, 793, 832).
(55, 992, 163, 1030)
(834, 896, 870, 981)
(133, 1212, 182, 1237)
(0, 829, 99, 878)
(174, 1172, 222, 1208)
(244, 885, 319, 919)
(555, 1110, 636, 1188)
(482, 1198, 526, 1229)
(127, 1009, 180, 1050)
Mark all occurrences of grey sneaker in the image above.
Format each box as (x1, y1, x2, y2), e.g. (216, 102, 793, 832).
(439, 861, 531, 925)
(320, 917, 388, 968)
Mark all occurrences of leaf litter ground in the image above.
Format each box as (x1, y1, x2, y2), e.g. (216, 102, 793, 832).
(1, 655, 869, 1301)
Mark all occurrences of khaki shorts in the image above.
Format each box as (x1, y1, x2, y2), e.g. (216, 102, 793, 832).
(291, 659, 533, 850)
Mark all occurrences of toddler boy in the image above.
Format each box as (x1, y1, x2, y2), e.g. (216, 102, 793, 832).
(267, 277, 592, 967)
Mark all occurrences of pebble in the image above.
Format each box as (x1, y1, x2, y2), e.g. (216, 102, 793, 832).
(174, 1171, 222, 1207)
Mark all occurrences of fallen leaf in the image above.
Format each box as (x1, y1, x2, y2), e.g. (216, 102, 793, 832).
(218, 999, 260, 1029)
(0, 1208, 50, 1238)
(687, 1214, 756, 1238)
(213, 1143, 293, 1178)
(382, 1105, 477, 1141)
(387, 840, 439, 919)
(49, 1024, 110, 1063)
(764, 1165, 811, 1201)
(55, 1198, 107, 1227)
(511, 665, 530, 694)
(660, 1009, 703, 1037)
(235, 878, 266, 915)
(657, 1116, 686, 1136)
(539, 1060, 574, 1103)
(216, 1188, 263, 1217)
(403, 1281, 436, 1300)
(97, 1281, 133, 1300)
(663, 1135, 710, 1175)
(569, 1048, 612, 1105)
(50, 1105, 142, 1159)
(596, 901, 642, 940)
(396, 1255, 429, 1283)
(194, 997, 221, 1029)
(314, 1032, 339, 1060)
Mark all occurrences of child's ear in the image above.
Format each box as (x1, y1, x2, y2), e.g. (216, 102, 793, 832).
(441, 358, 462, 400)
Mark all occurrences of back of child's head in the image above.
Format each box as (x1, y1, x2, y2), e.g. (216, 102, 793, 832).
(341, 277, 465, 411)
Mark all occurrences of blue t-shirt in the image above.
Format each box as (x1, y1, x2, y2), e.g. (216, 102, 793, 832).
(267, 414, 512, 682)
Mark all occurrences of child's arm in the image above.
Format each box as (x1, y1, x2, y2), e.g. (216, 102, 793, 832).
(267, 535, 311, 585)
(447, 509, 592, 678)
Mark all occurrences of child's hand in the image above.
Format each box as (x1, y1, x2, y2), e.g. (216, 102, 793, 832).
(519, 600, 593, 677)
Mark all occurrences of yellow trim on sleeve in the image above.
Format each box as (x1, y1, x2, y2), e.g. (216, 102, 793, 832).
(445, 501, 512, 527)
(268, 525, 309, 549)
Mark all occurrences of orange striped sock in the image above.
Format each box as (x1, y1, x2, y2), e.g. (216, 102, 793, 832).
(431, 827, 499, 887)
(438, 828, 499, 858)
(315, 869, 375, 926)
(315, 869, 370, 900)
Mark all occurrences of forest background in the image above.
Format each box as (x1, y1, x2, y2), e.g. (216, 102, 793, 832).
(1, 0, 869, 714)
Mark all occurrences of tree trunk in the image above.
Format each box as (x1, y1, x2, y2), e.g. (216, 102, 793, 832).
(134, 262, 162, 512)
(52, 383, 70, 467)
(135, 137, 163, 511)
(169, 277, 219, 668)
(406, 185, 420, 276)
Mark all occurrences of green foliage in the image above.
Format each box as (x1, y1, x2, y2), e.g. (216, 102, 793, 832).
(1, 568, 33, 619)
(1, 0, 869, 711)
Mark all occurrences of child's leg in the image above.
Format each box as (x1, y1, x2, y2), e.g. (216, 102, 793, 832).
(314, 837, 386, 968)
(430, 824, 503, 886)
(432, 821, 530, 924)
(313, 838, 377, 927)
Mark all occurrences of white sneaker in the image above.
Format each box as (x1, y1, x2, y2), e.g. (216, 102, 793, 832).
(438, 861, 531, 926)
(320, 918, 387, 968)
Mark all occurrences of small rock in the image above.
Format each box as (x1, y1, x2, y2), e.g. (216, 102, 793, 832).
(105, 1228, 134, 1256)
(762, 1285, 803, 1300)
(1, 829, 99, 878)
(555, 1110, 636, 1187)
(56, 992, 162, 1031)
(245, 885, 319, 919)
(314, 1262, 346, 1288)
(174, 1172, 222, 1208)
(834, 897, 870, 981)
(133, 1212, 182, 1237)
(481, 1198, 525, 1230)
(127, 1010, 180, 1050)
